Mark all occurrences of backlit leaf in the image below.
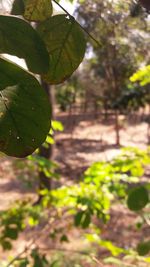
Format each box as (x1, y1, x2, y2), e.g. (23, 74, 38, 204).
(0, 58, 51, 158)
(24, 0, 53, 21)
(0, 15, 49, 74)
(37, 14, 86, 84)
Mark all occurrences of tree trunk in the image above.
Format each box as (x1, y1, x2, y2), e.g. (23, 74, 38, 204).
(115, 110, 120, 146)
(37, 79, 53, 202)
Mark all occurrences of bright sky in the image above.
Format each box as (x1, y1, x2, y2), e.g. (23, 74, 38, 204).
(54, 0, 76, 15)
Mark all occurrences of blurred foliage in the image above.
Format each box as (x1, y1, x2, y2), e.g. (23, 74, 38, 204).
(0, 0, 150, 266)
(1, 147, 150, 266)
(73, 0, 150, 114)
(130, 65, 150, 86)
(13, 120, 63, 188)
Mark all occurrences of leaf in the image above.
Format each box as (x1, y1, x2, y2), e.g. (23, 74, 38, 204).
(37, 14, 86, 84)
(0, 15, 49, 74)
(60, 234, 69, 242)
(74, 211, 84, 226)
(19, 259, 29, 267)
(4, 226, 18, 240)
(74, 211, 91, 228)
(11, 0, 25, 15)
(50, 260, 60, 267)
(82, 212, 91, 229)
(130, 65, 150, 86)
(0, 58, 51, 158)
(31, 250, 45, 267)
(127, 186, 149, 211)
(24, 0, 53, 21)
(137, 241, 150, 256)
(51, 120, 64, 131)
(1, 240, 12, 250)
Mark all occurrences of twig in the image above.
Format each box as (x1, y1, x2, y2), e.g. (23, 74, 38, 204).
(6, 241, 34, 267)
(52, 0, 102, 48)
(91, 256, 104, 266)
(39, 246, 89, 255)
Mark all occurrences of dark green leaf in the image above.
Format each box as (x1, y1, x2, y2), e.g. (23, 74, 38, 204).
(0, 58, 51, 158)
(11, 0, 25, 15)
(4, 226, 18, 240)
(82, 212, 91, 229)
(1, 240, 12, 250)
(19, 259, 29, 267)
(74, 211, 91, 228)
(24, 0, 53, 21)
(31, 250, 45, 267)
(0, 15, 49, 74)
(37, 14, 86, 84)
(18, 258, 29, 267)
(127, 186, 149, 211)
(60, 234, 69, 242)
(137, 240, 150, 256)
(74, 211, 84, 226)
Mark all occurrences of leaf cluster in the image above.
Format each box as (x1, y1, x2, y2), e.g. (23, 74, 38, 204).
(0, 0, 86, 157)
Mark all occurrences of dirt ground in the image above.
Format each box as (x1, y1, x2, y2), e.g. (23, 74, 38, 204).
(54, 112, 149, 180)
(0, 111, 150, 266)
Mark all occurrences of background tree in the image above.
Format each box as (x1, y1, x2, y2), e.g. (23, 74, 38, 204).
(76, 0, 150, 145)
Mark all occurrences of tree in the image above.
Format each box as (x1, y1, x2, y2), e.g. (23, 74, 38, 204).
(0, 0, 86, 158)
(76, 0, 150, 145)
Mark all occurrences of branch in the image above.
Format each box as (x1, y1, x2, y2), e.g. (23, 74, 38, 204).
(39, 246, 89, 255)
(52, 0, 102, 48)
(6, 243, 32, 267)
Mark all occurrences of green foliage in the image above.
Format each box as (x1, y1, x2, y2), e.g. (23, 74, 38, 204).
(37, 15, 86, 84)
(28, 154, 59, 180)
(0, 15, 49, 74)
(51, 120, 64, 132)
(0, 58, 51, 157)
(31, 249, 49, 267)
(137, 241, 150, 256)
(1, 147, 150, 266)
(0, 0, 86, 157)
(24, 0, 53, 22)
(127, 186, 149, 211)
(84, 147, 150, 200)
(0, 202, 26, 250)
(130, 65, 150, 86)
(77, 0, 150, 115)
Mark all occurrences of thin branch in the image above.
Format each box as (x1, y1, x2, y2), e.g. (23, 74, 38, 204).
(52, 0, 102, 48)
(92, 256, 105, 267)
(39, 246, 89, 255)
(6, 241, 34, 267)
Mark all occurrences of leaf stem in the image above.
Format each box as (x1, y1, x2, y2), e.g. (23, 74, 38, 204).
(52, 0, 101, 48)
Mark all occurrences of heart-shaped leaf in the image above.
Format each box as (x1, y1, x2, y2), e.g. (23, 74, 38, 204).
(24, 0, 53, 21)
(37, 15, 86, 84)
(0, 15, 49, 74)
(0, 58, 51, 158)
